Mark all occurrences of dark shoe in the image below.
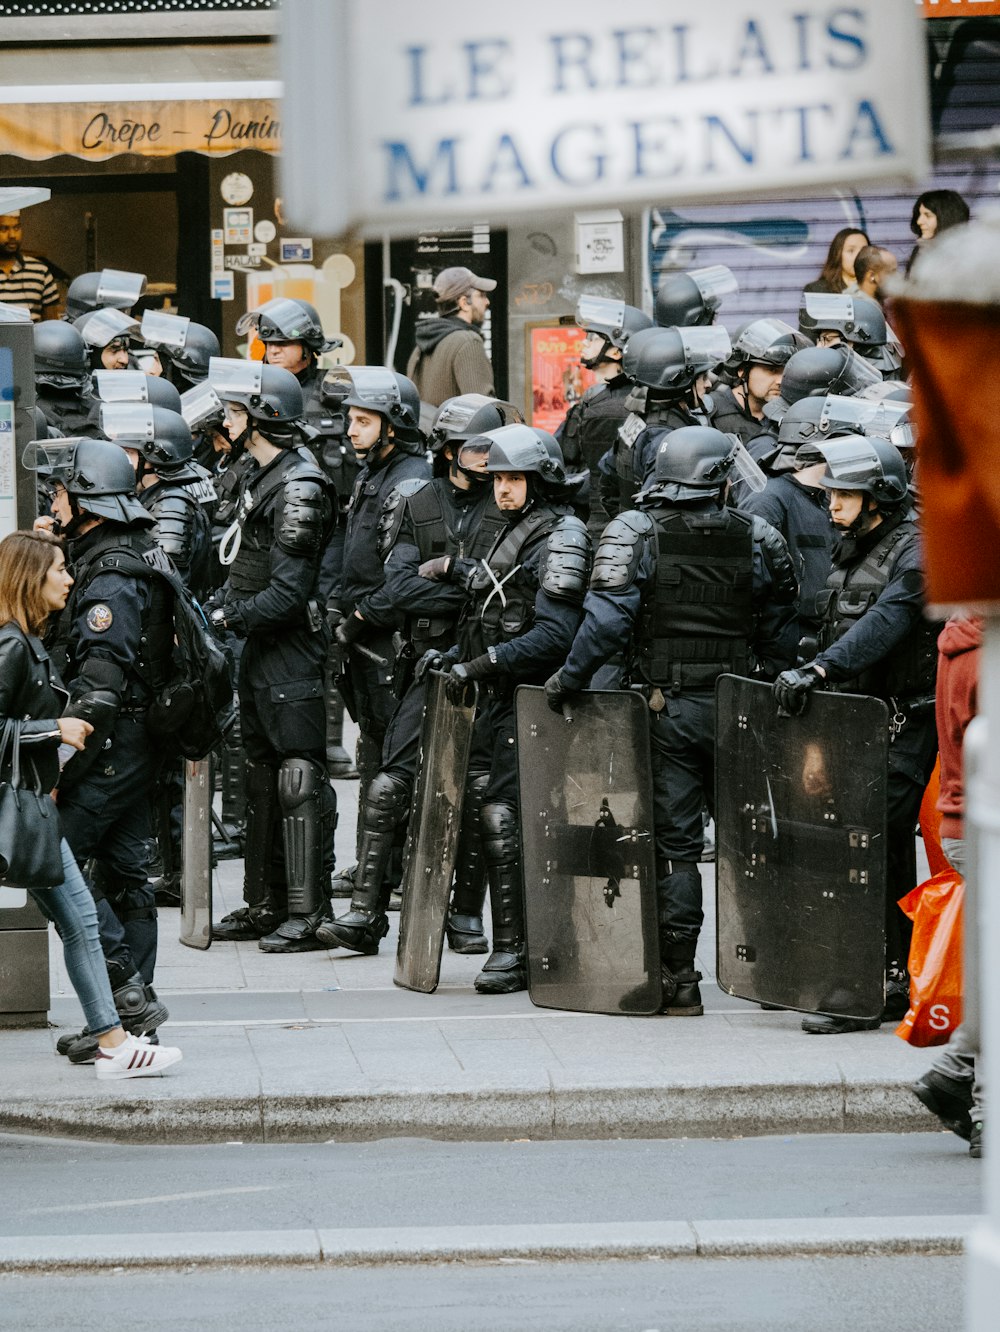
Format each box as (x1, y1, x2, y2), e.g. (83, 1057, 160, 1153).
(970, 1122, 983, 1158)
(258, 914, 332, 954)
(387, 889, 403, 913)
(474, 950, 526, 994)
(759, 1002, 785, 1011)
(801, 1012, 881, 1034)
(661, 967, 704, 1016)
(211, 906, 283, 942)
(882, 972, 911, 1023)
(71, 1029, 160, 1067)
(329, 863, 357, 900)
(57, 1027, 88, 1056)
(446, 912, 489, 954)
(910, 1070, 974, 1140)
(315, 909, 389, 954)
(151, 871, 181, 908)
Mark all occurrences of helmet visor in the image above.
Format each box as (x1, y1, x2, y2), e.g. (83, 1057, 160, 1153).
(802, 293, 855, 329)
(817, 437, 882, 489)
(95, 269, 146, 308)
(79, 307, 140, 347)
(100, 402, 156, 442)
(576, 296, 626, 337)
(207, 356, 264, 399)
(736, 318, 800, 363)
(181, 382, 224, 431)
(691, 265, 738, 309)
(22, 438, 79, 482)
(680, 326, 732, 372)
(332, 366, 400, 412)
(831, 347, 883, 396)
(432, 393, 496, 439)
(236, 297, 316, 341)
(819, 394, 912, 443)
(140, 309, 190, 350)
(729, 438, 767, 494)
(92, 369, 150, 403)
(456, 439, 493, 474)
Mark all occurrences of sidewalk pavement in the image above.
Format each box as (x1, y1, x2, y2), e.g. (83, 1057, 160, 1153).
(2, 756, 942, 1144)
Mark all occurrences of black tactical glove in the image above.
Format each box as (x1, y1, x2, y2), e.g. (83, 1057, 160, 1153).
(414, 649, 445, 684)
(774, 664, 824, 716)
(544, 669, 578, 715)
(326, 604, 344, 635)
(445, 655, 492, 705)
(335, 611, 366, 650)
(418, 556, 452, 582)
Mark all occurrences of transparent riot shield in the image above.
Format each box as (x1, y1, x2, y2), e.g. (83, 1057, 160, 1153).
(515, 686, 660, 1015)
(393, 672, 477, 993)
(715, 676, 888, 1018)
(180, 758, 212, 950)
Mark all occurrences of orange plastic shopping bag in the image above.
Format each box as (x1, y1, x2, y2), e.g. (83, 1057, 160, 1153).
(895, 869, 965, 1047)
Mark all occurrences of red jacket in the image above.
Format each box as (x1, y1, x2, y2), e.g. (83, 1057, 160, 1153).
(935, 614, 982, 839)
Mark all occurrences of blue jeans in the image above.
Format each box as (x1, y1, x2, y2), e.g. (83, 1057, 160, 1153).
(28, 839, 119, 1038)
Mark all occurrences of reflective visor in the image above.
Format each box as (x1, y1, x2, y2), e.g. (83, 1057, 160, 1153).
(236, 297, 314, 340)
(141, 309, 190, 350)
(92, 369, 150, 403)
(735, 318, 799, 362)
(181, 382, 224, 431)
(206, 356, 263, 398)
(802, 293, 855, 326)
(577, 295, 626, 336)
(100, 402, 156, 441)
(691, 265, 738, 307)
(456, 439, 492, 472)
(819, 394, 911, 443)
(817, 437, 882, 487)
(334, 366, 399, 411)
(680, 326, 732, 370)
(22, 438, 80, 479)
(433, 393, 495, 437)
(831, 348, 883, 395)
(95, 269, 146, 308)
(77, 307, 140, 347)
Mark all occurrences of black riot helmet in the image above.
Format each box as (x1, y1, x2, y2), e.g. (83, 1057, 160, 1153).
(575, 296, 653, 368)
(647, 426, 739, 503)
(469, 424, 568, 506)
(623, 326, 732, 394)
(99, 403, 198, 479)
(325, 366, 424, 453)
(207, 358, 306, 448)
(23, 436, 151, 527)
(814, 435, 909, 511)
(762, 345, 882, 422)
(65, 269, 147, 321)
(654, 266, 737, 327)
(798, 293, 904, 377)
(727, 318, 808, 373)
(769, 398, 853, 476)
(235, 297, 341, 355)
(430, 394, 523, 479)
(74, 307, 141, 352)
(91, 369, 183, 414)
(33, 321, 89, 388)
(139, 311, 221, 386)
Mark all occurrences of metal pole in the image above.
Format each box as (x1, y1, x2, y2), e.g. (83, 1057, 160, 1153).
(967, 615, 1000, 1327)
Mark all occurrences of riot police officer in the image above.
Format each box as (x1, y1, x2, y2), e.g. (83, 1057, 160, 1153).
(139, 310, 221, 389)
(64, 269, 146, 322)
(324, 367, 430, 896)
(798, 294, 905, 380)
(444, 426, 592, 993)
(654, 265, 737, 327)
(547, 427, 798, 1016)
(31, 437, 174, 1057)
(760, 345, 883, 441)
(318, 395, 515, 955)
(557, 297, 652, 539)
(237, 297, 341, 421)
(208, 362, 337, 952)
(774, 436, 939, 1033)
(32, 321, 103, 438)
(712, 318, 807, 446)
(74, 308, 142, 373)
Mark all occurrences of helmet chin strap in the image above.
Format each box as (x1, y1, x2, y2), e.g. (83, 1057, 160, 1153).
(62, 497, 88, 539)
(227, 422, 251, 459)
(580, 335, 614, 370)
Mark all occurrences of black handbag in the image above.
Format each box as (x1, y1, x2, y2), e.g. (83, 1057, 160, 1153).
(0, 719, 64, 888)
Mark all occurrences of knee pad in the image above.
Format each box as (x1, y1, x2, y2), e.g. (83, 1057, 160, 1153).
(277, 757, 327, 814)
(480, 801, 518, 865)
(363, 771, 411, 834)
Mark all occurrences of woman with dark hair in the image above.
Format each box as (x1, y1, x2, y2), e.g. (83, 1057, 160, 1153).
(804, 227, 871, 295)
(0, 529, 182, 1080)
(907, 189, 971, 274)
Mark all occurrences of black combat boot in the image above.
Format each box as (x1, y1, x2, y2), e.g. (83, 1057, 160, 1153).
(316, 772, 409, 954)
(446, 773, 489, 954)
(660, 934, 704, 1017)
(213, 759, 285, 941)
(261, 759, 338, 953)
(475, 803, 526, 994)
(67, 963, 169, 1064)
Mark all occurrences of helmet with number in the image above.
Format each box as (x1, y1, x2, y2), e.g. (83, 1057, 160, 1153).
(762, 345, 882, 421)
(624, 326, 731, 393)
(65, 270, 146, 321)
(236, 297, 341, 355)
(139, 311, 221, 386)
(814, 435, 909, 510)
(575, 296, 653, 367)
(33, 321, 89, 388)
(23, 436, 151, 525)
(91, 369, 183, 414)
(654, 266, 737, 327)
(99, 403, 198, 478)
(324, 365, 423, 446)
(647, 425, 738, 503)
(727, 318, 808, 372)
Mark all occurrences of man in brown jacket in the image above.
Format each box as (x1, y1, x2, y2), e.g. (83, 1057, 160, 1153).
(406, 266, 496, 411)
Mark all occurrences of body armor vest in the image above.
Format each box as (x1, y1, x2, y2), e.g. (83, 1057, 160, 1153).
(819, 518, 938, 702)
(465, 508, 559, 658)
(633, 506, 755, 692)
(227, 451, 320, 599)
(614, 400, 699, 509)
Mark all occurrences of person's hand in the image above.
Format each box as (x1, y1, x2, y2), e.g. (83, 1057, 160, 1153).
(418, 556, 452, 582)
(544, 669, 577, 715)
(445, 663, 473, 705)
(335, 611, 366, 649)
(414, 649, 445, 684)
(33, 515, 56, 534)
(774, 665, 824, 716)
(326, 605, 344, 635)
(58, 717, 94, 751)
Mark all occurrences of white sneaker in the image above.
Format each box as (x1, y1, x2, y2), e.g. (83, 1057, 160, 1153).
(95, 1033, 183, 1081)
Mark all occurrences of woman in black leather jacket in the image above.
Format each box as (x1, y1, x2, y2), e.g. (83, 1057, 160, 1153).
(0, 530, 182, 1080)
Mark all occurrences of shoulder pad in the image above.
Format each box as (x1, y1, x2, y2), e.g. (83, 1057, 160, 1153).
(540, 515, 592, 604)
(376, 484, 412, 560)
(395, 477, 430, 500)
(751, 514, 798, 605)
(277, 476, 328, 558)
(591, 510, 654, 592)
(149, 490, 197, 563)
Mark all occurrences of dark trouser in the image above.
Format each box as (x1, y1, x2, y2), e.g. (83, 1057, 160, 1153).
(348, 628, 405, 871)
(885, 708, 939, 973)
(58, 715, 158, 983)
(239, 625, 334, 918)
(647, 693, 715, 946)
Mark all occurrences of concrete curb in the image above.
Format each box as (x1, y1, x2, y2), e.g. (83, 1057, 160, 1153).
(0, 1216, 975, 1273)
(0, 1077, 936, 1144)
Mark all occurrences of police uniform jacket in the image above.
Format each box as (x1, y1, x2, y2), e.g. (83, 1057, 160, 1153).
(742, 474, 833, 632)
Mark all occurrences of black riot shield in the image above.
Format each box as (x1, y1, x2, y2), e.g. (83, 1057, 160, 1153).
(180, 758, 212, 950)
(393, 672, 477, 993)
(715, 675, 888, 1018)
(515, 686, 660, 1015)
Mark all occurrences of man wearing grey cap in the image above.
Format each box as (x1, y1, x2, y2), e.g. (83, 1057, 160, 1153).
(406, 266, 496, 408)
